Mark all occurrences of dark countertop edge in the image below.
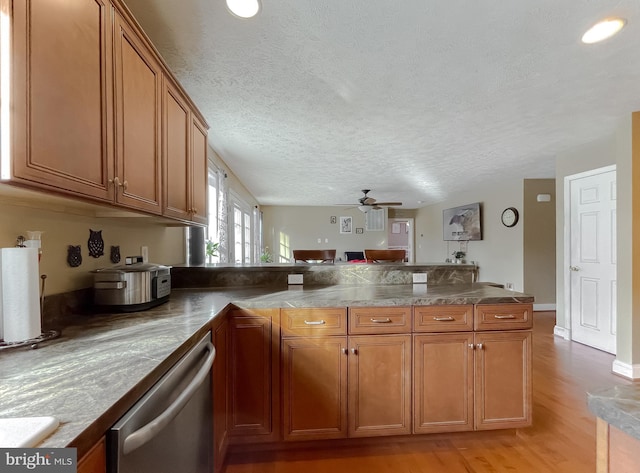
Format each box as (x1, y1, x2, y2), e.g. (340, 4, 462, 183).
(587, 386, 640, 441)
(172, 262, 476, 272)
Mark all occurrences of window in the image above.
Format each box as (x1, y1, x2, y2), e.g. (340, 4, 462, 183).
(230, 192, 253, 263)
(206, 166, 220, 263)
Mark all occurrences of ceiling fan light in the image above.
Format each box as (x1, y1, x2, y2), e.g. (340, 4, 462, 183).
(581, 18, 626, 44)
(226, 0, 260, 18)
(358, 205, 369, 213)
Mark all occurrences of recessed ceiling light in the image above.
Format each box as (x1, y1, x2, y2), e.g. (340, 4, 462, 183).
(581, 18, 626, 44)
(226, 0, 260, 19)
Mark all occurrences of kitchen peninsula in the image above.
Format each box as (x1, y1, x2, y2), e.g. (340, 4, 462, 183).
(0, 264, 533, 473)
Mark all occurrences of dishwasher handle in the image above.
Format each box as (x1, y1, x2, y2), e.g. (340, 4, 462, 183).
(122, 342, 215, 455)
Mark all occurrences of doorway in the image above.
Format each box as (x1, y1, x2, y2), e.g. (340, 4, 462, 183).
(387, 218, 414, 263)
(566, 165, 617, 354)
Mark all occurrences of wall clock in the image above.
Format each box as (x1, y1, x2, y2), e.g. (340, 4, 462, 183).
(501, 207, 519, 227)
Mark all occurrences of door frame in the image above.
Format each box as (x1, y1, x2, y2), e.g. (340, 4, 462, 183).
(562, 164, 616, 341)
(387, 217, 415, 263)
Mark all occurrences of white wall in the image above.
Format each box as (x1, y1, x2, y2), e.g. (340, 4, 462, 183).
(415, 180, 524, 290)
(261, 206, 389, 262)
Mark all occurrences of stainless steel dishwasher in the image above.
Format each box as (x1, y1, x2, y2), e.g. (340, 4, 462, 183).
(108, 333, 215, 473)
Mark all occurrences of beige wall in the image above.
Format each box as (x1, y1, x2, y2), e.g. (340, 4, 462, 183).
(261, 206, 391, 262)
(0, 193, 185, 295)
(415, 180, 524, 290)
(523, 179, 556, 305)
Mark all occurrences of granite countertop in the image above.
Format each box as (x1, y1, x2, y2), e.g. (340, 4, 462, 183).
(0, 283, 532, 456)
(587, 385, 640, 440)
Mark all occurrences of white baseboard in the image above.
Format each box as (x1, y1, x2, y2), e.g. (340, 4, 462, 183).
(612, 360, 640, 380)
(554, 325, 571, 340)
(534, 303, 556, 311)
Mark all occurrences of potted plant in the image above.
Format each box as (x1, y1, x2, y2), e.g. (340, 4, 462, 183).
(452, 250, 466, 263)
(260, 246, 273, 263)
(206, 240, 219, 259)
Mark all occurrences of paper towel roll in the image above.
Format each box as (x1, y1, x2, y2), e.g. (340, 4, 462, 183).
(0, 248, 41, 342)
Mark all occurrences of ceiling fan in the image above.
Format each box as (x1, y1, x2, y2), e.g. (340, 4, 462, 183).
(337, 189, 403, 212)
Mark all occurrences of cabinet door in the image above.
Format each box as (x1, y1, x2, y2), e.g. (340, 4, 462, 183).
(11, 0, 113, 201)
(474, 330, 532, 430)
(77, 437, 106, 473)
(228, 308, 280, 443)
(113, 12, 162, 214)
(162, 78, 191, 221)
(190, 115, 208, 224)
(348, 335, 411, 437)
(213, 319, 228, 473)
(413, 333, 474, 434)
(282, 337, 348, 441)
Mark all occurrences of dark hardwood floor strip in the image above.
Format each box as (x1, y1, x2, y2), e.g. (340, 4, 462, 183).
(224, 311, 631, 472)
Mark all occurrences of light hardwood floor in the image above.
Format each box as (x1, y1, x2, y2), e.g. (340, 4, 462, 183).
(225, 311, 631, 473)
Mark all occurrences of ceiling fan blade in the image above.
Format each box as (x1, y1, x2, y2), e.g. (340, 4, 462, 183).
(374, 201, 402, 206)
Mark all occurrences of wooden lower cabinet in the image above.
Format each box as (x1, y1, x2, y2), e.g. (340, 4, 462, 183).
(228, 308, 280, 444)
(348, 335, 411, 437)
(413, 333, 474, 433)
(474, 330, 532, 430)
(77, 437, 106, 473)
(282, 333, 411, 440)
(413, 330, 532, 434)
(282, 337, 348, 440)
(213, 319, 228, 473)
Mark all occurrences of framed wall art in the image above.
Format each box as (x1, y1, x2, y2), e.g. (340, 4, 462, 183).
(443, 202, 482, 241)
(340, 216, 353, 234)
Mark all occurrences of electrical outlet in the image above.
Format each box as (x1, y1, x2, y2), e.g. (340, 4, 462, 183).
(317, 238, 321, 243)
(412, 273, 428, 284)
(141, 246, 149, 263)
(288, 274, 304, 285)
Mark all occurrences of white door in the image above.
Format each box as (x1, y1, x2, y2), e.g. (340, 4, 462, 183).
(569, 167, 616, 354)
(387, 218, 414, 262)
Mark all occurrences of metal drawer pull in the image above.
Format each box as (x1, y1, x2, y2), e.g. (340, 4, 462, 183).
(433, 316, 455, 321)
(303, 320, 326, 325)
(468, 343, 475, 349)
(476, 343, 484, 350)
(370, 318, 392, 323)
(494, 315, 516, 319)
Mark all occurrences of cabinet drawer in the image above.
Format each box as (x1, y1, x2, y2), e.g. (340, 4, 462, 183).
(413, 305, 474, 332)
(349, 306, 411, 334)
(281, 308, 347, 337)
(474, 304, 533, 331)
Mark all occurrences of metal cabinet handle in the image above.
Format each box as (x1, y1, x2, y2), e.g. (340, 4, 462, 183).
(342, 348, 347, 355)
(494, 315, 515, 319)
(113, 176, 121, 187)
(303, 320, 326, 325)
(192, 207, 198, 214)
(122, 180, 128, 190)
(122, 342, 215, 455)
(370, 318, 392, 323)
(476, 343, 483, 350)
(433, 316, 455, 321)
(468, 343, 475, 349)
(351, 348, 357, 355)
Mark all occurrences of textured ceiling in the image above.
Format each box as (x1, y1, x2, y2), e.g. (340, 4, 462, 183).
(122, 0, 640, 209)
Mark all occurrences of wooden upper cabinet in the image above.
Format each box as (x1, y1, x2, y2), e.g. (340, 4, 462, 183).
(11, 0, 114, 200)
(113, 10, 162, 214)
(163, 78, 208, 224)
(163, 78, 191, 221)
(190, 115, 208, 225)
